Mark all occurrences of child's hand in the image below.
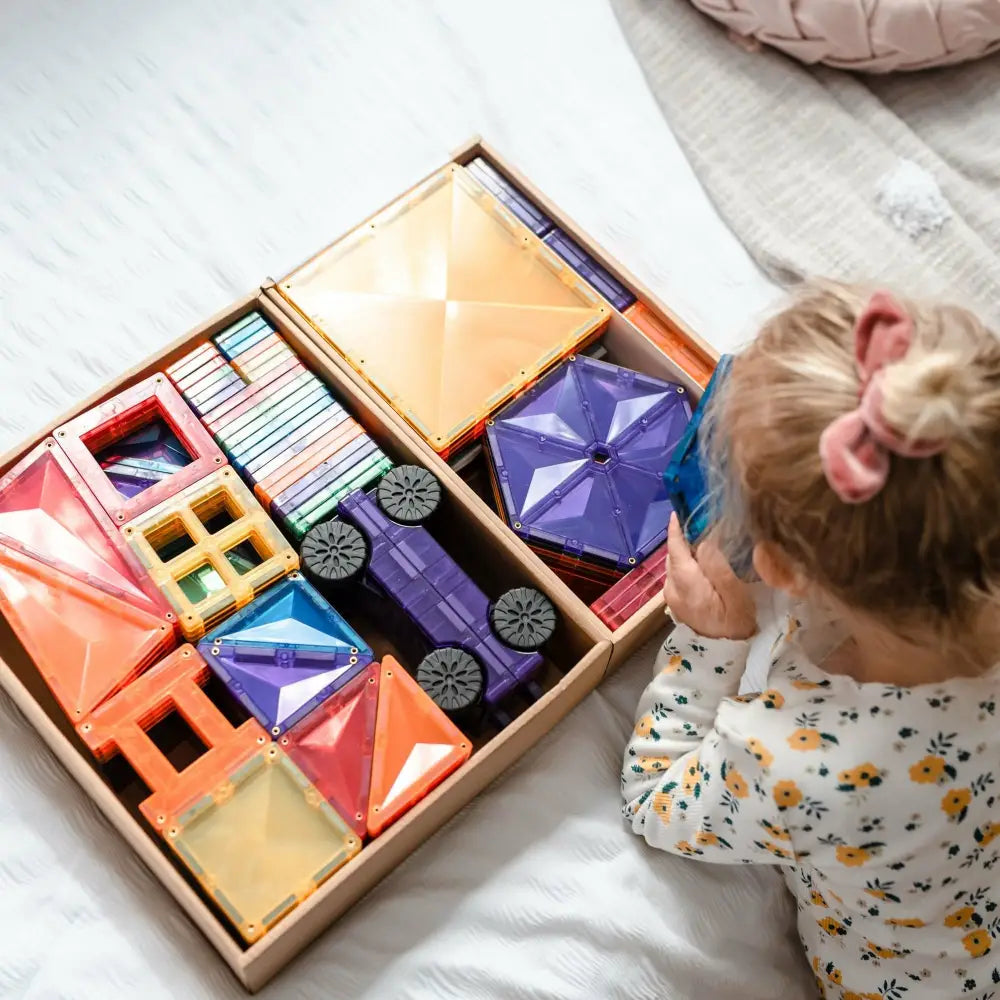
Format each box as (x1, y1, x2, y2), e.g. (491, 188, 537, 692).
(664, 513, 757, 640)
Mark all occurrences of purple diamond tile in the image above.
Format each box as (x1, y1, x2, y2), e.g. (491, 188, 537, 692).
(198, 575, 372, 734)
(486, 355, 692, 569)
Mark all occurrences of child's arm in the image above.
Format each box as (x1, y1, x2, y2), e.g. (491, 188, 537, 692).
(621, 515, 794, 864)
(622, 625, 794, 864)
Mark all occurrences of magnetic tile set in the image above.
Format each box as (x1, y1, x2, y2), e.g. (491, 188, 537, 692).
(0, 139, 719, 991)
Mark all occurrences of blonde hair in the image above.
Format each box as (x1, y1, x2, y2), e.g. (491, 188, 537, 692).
(709, 281, 1000, 638)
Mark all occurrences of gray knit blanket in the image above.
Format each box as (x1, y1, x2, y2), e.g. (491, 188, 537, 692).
(611, 0, 1000, 328)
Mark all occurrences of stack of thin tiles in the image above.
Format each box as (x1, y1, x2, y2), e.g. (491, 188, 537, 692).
(167, 313, 392, 541)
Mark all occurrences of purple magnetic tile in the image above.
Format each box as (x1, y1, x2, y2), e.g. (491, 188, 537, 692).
(205, 648, 370, 733)
(543, 228, 636, 312)
(465, 158, 553, 237)
(197, 575, 373, 733)
(272, 436, 378, 515)
(336, 488, 542, 707)
(485, 355, 691, 569)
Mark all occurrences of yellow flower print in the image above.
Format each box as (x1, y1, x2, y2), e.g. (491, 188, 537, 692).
(842, 993, 864, 1000)
(826, 966, 842, 985)
(941, 787, 971, 819)
(908, 755, 951, 784)
(976, 822, 1000, 847)
(747, 737, 773, 767)
(732, 693, 760, 704)
(791, 678, 822, 690)
(885, 917, 925, 928)
(759, 840, 793, 859)
(760, 818, 791, 841)
(837, 763, 882, 789)
(680, 759, 700, 795)
(773, 780, 802, 810)
(788, 728, 822, 751)
(761, 689, 784, 709)
(817, 916, 846, 936)
(634, 714, 655, 738)
(811, 890, 827, 907)
(725, 768, 749, 799)
(944, 906, 977, 928)
(836, 845, 876, 867)
(963, 929, 992, 957)
(675, 840, 701, 856)
(695, 831, 718, 846)
(637, 755, 669, 773)
(866, 940, 906, 959)
(651, 791, 672, 823)
(662, 654, 687, 674)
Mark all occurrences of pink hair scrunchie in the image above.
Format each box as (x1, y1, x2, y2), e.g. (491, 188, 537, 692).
(818, 291, 948, 504)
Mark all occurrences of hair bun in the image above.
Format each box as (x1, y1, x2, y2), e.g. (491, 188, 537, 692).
(880, 350, 970, 445)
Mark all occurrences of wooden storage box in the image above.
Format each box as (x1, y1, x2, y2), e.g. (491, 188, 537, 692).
(267, 137, 720, 675)
(0, 289, 611, 992)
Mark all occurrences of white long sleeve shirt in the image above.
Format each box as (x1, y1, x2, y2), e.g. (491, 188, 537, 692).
(622, 613, 1000, 1000)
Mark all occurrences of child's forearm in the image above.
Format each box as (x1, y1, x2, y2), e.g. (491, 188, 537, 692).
(621, 625, 792, 864)
(622, 624, 750, 807)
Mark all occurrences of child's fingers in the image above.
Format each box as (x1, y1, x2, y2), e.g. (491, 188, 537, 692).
(667, 513, 703, 593)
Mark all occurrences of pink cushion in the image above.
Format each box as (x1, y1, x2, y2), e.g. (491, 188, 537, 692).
(689, 0, 1000, 71)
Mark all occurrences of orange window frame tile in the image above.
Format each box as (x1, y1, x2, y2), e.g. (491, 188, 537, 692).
(78, 644, 269, 829)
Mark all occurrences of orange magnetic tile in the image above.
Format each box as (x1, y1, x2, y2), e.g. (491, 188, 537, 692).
(280, 661, 379, 838)
(0, 541, 174, 719)
(367, 657, 470, 838)
(55, 373, 226, 525)
(624, 302, 716, 389)
(165, 745, 360, 943)
(278, 165, 609, 456)
(78, 644, 269, 829)
(253, 419, 364, 507)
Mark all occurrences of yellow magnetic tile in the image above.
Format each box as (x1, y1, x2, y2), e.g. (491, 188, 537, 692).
(166, 746, 360, 943)
(122, 468, 298, 639)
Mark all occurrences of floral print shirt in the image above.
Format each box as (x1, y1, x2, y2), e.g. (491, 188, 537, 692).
(622, 614, 1000, 1000)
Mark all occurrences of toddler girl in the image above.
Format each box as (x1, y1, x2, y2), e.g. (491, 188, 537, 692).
(622, 283, 1000, 999)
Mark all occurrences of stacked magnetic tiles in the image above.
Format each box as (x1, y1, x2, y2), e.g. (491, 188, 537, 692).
(166, 312, 393, 541)
(276, 157, 713, 629)
(0, 360, 470, 945)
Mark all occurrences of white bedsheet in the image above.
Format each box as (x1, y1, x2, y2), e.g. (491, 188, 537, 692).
(0, 1, 814, 996)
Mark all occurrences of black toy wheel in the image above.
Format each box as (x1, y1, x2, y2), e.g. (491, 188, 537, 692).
(416, 648, 484, 714)
(490, 587, 557, 651)
(300, 520, 368, 585)
(377, 465, 441, 525)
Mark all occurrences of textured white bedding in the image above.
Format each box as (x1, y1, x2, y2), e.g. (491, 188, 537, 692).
(0, 1, 814, 997)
